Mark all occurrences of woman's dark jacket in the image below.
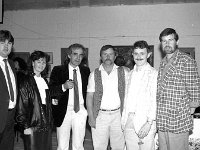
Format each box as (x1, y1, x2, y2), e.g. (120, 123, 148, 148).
(16, 74, 56, 132)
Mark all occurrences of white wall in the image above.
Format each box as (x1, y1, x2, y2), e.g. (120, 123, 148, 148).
(1, 3, 200, 72)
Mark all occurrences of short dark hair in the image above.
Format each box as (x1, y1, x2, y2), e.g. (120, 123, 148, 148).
(114, 55, 125, 66)
(68, 43, 86, 55)
(100, 45, 115, 56)
(0, 30, 14, 45)
(29, 50, 49, 63)
(27, 50, 49, 77)
(13, 57, 27, 71)
(133, 40, 150, 53)
(159, 28, 179, 42)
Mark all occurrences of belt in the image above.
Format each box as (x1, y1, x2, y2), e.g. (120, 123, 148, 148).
(8, 108, 14, 111)
(100, 107, 120, 112)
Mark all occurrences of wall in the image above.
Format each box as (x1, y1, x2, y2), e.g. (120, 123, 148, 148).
(1, 3, 200, 72)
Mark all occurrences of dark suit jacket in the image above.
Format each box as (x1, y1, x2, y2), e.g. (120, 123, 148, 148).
(0, 59, 17, 133)
(49, 64, 90, 127)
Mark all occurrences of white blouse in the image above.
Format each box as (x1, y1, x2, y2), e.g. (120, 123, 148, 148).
(34, 75, 49, 105)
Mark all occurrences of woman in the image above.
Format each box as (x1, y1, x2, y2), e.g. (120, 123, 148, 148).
(16, 50, 53, 150)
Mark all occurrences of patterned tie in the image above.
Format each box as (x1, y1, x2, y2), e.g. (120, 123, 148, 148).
(73, 69, 80, 113)
(3, 59, 14, 102)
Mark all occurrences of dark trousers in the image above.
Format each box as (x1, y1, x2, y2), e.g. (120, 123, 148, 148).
(23, 129, 52, 150)
(0, 109, 15, 150)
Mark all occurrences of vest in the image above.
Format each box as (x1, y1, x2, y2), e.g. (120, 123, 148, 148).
(93, 66, 125, 120)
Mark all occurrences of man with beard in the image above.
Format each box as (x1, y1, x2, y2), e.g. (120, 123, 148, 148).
(156, 28, 200, 150)
(86, 45, 127, 150)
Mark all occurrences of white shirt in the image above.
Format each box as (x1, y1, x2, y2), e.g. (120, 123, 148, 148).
(67, 64, 84, 106)
(87, 64, 121, 110)
(0, 56, 17, 109)
(34, 75, 49, 105)
(121, 63, 158, 133)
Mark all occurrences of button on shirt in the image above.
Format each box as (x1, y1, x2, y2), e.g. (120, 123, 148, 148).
(87, 64, 120, 110)
(67, 64, 84, 106)
(0, 56, 17, 109)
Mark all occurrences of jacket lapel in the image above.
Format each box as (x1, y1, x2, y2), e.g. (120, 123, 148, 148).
(0, 67, 9, 92)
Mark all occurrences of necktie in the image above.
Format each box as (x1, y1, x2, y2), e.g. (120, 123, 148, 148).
(3, 59, 14, 102)
(73, 69, 80, 113)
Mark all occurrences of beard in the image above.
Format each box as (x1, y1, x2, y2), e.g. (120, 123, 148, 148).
(163, 46, 176, 54)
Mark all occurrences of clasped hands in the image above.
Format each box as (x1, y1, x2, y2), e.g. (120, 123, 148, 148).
(124, 115, 152, 139)
(137, 121, 152, 139)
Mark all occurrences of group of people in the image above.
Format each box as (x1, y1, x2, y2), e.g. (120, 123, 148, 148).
(0, 27, 199, 150)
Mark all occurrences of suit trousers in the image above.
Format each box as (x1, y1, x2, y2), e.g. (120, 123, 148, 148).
(92, 109, 125, 150)
(0, 109, 15, 150)
(56, 105, 87, 150)
(158, 131, 189, 150)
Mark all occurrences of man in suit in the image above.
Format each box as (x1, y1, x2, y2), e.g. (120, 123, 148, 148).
(0, 30, 17, 150)
(49, 43, 90, 150)
(156, 28, 200, 150)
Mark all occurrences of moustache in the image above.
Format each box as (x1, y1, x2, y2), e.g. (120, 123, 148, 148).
(105, 59, 111, 61)
(164, 46, 172, 49)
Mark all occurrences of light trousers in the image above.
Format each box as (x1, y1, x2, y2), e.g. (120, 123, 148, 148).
(92, 109, 125, 150)
(158, 130, 189, 150)
(124, 127, 156, 150)
(56, 105, 87, 150)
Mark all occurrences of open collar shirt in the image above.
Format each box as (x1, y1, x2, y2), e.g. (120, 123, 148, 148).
(34, 75, 48, 105)
(87, 64, 121, 110)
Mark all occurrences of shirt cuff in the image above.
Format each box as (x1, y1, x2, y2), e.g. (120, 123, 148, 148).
(62, 84, 66, 92)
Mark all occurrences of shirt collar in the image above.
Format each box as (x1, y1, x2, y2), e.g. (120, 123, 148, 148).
(34, 74, 42, 78)
(133, 62, 150, 72)
(99, 64, 118, 71)
(68, 63, 79, 71)
(0, 56, 8, 62)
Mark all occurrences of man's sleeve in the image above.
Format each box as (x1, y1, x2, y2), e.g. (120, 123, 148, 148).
(87, 71, 95, 93)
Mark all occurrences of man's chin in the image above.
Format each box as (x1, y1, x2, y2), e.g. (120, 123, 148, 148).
(164, 49, 174, 54)
(104, 62, 113, 66)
